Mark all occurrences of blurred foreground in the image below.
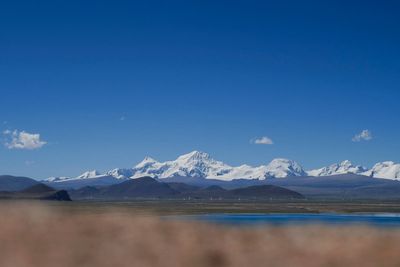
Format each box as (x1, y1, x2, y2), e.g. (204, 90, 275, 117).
(1, 202, 400, 267)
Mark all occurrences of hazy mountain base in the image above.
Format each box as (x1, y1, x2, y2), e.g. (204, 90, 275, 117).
(5, 173, 400, 201)
(0, 184, 71, 201)
(68, 177, 305, 200)
(1, 203, 400, 267)
(0, 175, 39, 191)
(164, 174, 400, 200)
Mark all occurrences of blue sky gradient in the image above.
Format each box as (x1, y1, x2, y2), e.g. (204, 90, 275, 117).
(1, 0, 399, 178)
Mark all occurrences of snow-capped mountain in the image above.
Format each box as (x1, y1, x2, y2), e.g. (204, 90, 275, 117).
(363, 162, 400, 180)
(132, 151, 233, 180)
(77, 170, 102, 179)
(45, 170, 106, 183)
(45, 176, 71, 183)
(44, 151, 400, 183)
(130, 152, 307, 181)
(106, 168, 135, 179)
(307, 160, 367, 177)
(45, 151, 307, 183)
(264, 159, 307, 178)
(307, 160, 400, 180)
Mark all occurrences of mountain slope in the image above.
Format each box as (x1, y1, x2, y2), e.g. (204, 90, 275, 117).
(231, 185, 305, 199)
(307, 161, 367, 177)
(0, 183, 71, 201)
(162, 174, 400, 200)
(69, 177, 305, 200)
(265, 174, 400, 199)
(308, 160, 400, 180)
(363, 162, 400, 180)
(103, 177, 179, 198)
(69, 177, 179, 200)
(45, 175, 126, 189)
(0, 175, 39, 191)
(264, 159, 307, 178)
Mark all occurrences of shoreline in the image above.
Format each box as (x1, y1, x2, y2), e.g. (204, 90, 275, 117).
(3, 199, 400, 215)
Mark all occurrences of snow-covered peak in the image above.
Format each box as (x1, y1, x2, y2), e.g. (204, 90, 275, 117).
(135, 157, 159, 169)
(161, 151, 231, 179)
(107, 168, 134, 179)
(46, 153, 308, 183)
(45, 170, 107, 183)
(308, 160, 367, 177)
(44, 151, 400, 183)
(265, 158, 307, 178)
(363, 161, 400, 180)
(131, 153, 306, 181)
(44, 176, 70, 182)
(77, 170, 102, 179)
(340, 160, 352, 167)
(176, 151, 211, 162)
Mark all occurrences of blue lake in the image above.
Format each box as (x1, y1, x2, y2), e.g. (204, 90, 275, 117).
(174, 213, 400, 227)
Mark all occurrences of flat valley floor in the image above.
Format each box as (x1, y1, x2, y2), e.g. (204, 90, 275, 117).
(2, 201, 400, 267)
(33, 199, 400, 215)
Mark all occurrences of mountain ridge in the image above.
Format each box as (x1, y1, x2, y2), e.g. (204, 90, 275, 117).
(45, 151, 400, 185)
(68, 177, 305, 200)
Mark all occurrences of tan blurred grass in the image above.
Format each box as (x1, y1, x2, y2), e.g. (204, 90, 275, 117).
(0, 203, 400, 267)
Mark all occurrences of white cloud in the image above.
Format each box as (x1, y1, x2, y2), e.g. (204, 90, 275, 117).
(25, 160, 35, 166)
(251, 136, 274, 145)
(352, 130, 373, 142)
(3, 130, 47, 150)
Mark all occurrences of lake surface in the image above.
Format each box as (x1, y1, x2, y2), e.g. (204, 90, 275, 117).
(175, 213, 400, 227)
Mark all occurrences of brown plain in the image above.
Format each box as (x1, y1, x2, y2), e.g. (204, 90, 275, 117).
(0, 202, 400, 267)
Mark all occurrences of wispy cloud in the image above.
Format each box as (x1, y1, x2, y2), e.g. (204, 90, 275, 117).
(25, 160, 35, 166)
(3, 130, 47, 150)
(352, 130, 373, 142)
(251, 136, 274, 145)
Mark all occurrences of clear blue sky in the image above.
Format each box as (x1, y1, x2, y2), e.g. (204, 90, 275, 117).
(1, 0, 399, 179)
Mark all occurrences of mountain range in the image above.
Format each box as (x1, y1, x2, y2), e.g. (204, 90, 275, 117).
(5, 172, 400, 200)
(0, 176, 71, 201)
(68, 177, 305, 200)
(45, 151, 400, 188)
